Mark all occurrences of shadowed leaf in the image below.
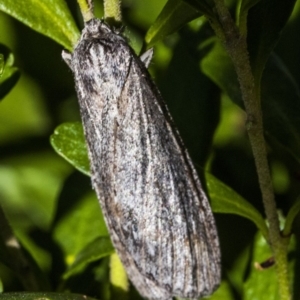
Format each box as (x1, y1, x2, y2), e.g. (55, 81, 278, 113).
(63, 236, 114, 279)
(207, 173, 268, 240)
(0, 44, 20, 100)
(145, 0, 201, 46)
(201, 40, 300, 163)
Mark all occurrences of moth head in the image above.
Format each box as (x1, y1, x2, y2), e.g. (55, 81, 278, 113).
(82, 18, 113, 39)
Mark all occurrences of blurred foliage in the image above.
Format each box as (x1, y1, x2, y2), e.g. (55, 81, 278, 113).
(0, 0, 300, 299)
(0, 44, 20, 100)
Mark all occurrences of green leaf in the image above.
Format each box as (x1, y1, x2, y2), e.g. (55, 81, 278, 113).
(282, 198, 300, 236)
(243, 232, 296, 300)
(243, 232, 279, 300)
(246, 0, 297, 83)
(0, 44, 20, 100)
(0, 74, 51, 143)
(50, 122, 90, 176)
(0, 152, 71, 231)
(201, 40, 300, 163)
(63, 236, 114, 279)
(0, 153, 72, 289)
(206, 281, 235, 299)
(53, 192, 108, 262)
(109, 253, 129, 297)
(0, 293, 98, 300)
(145, 0, 201, 46)
(202, 40, 242, 103)
(0, 0, 80, 51)
(206, 172, 268, 240)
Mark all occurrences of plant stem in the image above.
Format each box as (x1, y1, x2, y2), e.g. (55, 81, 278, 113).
(211, 1, 291, 299)
(77, 0, 94, 22)
(103, 0, 122, 25)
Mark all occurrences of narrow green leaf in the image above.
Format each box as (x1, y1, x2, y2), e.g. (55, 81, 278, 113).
(201, 40, 300, 163)
(0, 0, 80, 51)
(0, 44, 20, 100)
(0, 234, 50, 292)
(63, 236, 114, 279)
(240, 0, 262, 12)
(0, 53, 4, 77)
(247, 0, 297, 83)
(50, 122, 90, 176)
(109, 253, 129, 298)
(206, 173, 268, 240)
(0, 293, 98, 300)
(145, 0, 201, 46)
(282, 198, 300, 236)
(239, 0, 262, 34)
(226, 246, 251, 295)
(183, 0, 214, 18)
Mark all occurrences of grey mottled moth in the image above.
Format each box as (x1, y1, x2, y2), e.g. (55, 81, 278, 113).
(62, 18, 220, 300)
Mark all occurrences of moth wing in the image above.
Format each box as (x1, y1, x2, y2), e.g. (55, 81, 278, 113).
(71, 21, 220, 299)
(139, 48, 153, 68)
(98, 58, 220, 299)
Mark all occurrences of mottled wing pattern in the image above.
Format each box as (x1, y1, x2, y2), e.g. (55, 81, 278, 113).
(67, 19, 220, 300)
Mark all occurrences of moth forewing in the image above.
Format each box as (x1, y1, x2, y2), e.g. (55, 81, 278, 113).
(62, 18, 221, 300)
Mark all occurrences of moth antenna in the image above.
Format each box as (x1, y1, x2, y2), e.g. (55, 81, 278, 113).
(115, 24, 125, 35)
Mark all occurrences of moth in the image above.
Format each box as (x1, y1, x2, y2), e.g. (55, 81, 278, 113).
(62, 18, 220, 300)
